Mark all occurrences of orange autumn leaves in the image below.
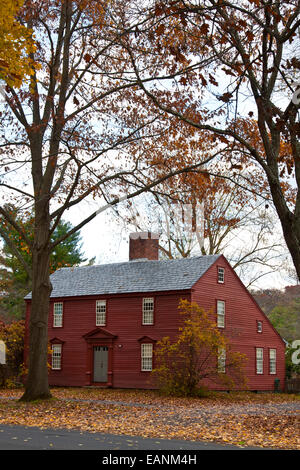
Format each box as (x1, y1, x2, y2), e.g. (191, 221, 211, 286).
(0, 0, 38, 88)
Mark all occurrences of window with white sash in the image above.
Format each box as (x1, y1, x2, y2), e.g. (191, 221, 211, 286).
(141, 343, 153, 371)
(96, 300, 106, 326)
(51, 344, 62, 370)
(217, 300, 225, 328)
(142, 298, 154, 325)
(256, 347, 263, 374)
(218, 267, 225, 283)
(269, 349, 276, 374)
(257, 321, 263, 333)
(53, 302, 63, 327)
(218, 347, 226, 373)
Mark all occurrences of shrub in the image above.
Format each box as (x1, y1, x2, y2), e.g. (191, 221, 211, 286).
(152, 300, 247, 397)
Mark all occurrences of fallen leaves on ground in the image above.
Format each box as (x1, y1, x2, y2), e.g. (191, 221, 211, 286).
(0, 388, 299, 449)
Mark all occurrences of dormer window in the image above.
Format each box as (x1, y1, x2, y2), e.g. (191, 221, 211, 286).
(218, 267, 225, 283)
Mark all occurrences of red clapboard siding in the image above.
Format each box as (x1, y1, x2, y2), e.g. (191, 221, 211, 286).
(191, 255, 285, 391)
(25, 291, 191, 389)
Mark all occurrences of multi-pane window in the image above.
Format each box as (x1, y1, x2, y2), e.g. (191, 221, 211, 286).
(141, 343, 153, 371)
(142, 298, 154, 325)
(218, 347, 226, 373)
(51, 344, 62, 370)
(257, 321, 263, 333)
(96, 300, 106, 326)
(53, 302, 63, 327)
(217, 300, 225, 328)
(269, 349, 276, 374)
(218, 267, 225, 283)
(256, 347, 263, 374)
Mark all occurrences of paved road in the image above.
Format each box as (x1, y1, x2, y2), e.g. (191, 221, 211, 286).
(0, 423, 262, 451)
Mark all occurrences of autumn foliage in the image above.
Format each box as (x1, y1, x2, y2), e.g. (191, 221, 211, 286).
(136, 0, 300, 281)
(153, 300, 247, 396)
(0, 0, 37, 87)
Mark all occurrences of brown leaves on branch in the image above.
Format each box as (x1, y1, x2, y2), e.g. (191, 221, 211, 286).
(218, 92, 233, 103)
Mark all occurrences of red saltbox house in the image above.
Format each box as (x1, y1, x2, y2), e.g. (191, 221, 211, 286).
(24, 232, 285, 391)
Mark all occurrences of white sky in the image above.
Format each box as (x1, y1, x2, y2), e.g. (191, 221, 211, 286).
(64, 196, 293, 292)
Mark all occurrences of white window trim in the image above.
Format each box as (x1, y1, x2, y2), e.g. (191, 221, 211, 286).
(269, 349, 276, 375)
(51, 344, 62, 370)
(256, 347, 263, 374)
(142, 297, 154, 325)
(218, 267, 225, 283)
(141, 343, 153, 371)
(53, 302, 63, 327)
(257, 321, 263, 333)
(217, 300, 225, 328)
(96, 300, 106, 326)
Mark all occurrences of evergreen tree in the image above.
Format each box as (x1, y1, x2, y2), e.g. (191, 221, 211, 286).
(0, 211, 87, 321)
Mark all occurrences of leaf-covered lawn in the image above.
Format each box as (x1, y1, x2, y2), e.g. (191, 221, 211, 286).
(0, 387, 299, 449)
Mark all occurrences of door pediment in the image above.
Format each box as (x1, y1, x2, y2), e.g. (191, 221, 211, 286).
(83, 327, 118, 342)
(49, 337, 65, 344)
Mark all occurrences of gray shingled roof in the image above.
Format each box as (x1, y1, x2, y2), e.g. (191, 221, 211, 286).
(25, 255, 221, 299)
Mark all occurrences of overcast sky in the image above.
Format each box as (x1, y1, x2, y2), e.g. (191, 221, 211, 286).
(64, 195, 292, 292)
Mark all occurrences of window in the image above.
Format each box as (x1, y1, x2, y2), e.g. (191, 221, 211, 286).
(218, 347, 226, 373)
(51, 344, 62, 370)
(218, 267, 225, 283)
(142, 298, 154, 325)
(256, 347, 263, 374)
(257, 321, 263, 333)
(269, 349, 276, 374)
(141, 343, 153, 371)
(96, 300, 106, 326)
(217, 300, 225, 328)
(53, 302, 63, 327)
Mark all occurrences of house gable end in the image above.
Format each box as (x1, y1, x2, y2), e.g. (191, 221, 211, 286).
(195, 254, 286, 347)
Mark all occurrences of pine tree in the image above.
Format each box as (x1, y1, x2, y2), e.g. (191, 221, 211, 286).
(0, 210, 87, 321)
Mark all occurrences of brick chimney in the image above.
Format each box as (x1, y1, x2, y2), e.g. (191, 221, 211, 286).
(129, 232, 160, 261)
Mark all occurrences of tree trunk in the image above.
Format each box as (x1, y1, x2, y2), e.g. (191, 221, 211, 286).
(279, 218, 300, 282)
(20, 205, 52, 401)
